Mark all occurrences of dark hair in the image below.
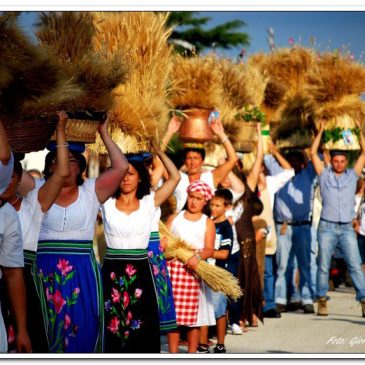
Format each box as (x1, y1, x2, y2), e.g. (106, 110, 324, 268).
(113, 159, 151, 200)
(183, 147, 206, 161)
(43, 150, 86, 186)
(284, 150, 306, 165)
(13, 155, 23, 180)
(213, 188, 233, 206)
(330, 150, 348, 159)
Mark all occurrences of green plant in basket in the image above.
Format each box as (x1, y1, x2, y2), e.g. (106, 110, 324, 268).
(235, 105, 266, 124)
(322, 127, 360, 144)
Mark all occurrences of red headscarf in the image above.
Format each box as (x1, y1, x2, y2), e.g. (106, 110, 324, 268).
(186, 180, 214, 201)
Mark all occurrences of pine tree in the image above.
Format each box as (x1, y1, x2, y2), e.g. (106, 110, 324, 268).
(166, 12, 250, 54)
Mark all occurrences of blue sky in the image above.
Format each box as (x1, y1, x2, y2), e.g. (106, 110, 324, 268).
(18, 11, 365, 62)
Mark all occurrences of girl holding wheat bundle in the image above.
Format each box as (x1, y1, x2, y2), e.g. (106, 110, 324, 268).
(100, 150, 180, 353)
(165, 180, 216, 353)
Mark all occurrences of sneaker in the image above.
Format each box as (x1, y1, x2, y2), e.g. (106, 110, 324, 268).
(213, 344, 226, 353)
(303, 304, 315, 314)
(197, 345, 210, 353)
(231, 323, 243, 335)
(263, 308, 281, 318)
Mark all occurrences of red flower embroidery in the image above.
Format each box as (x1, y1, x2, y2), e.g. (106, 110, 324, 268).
(111, 288, 121, 303)
(64, 314, 71, 330)
(123, 291, 130, 308)
(110, 272, 116, 280)
(56, 259, 73, 276)
(107, 317, 120, 334)
(124, 330, 129, 338)
(8, 325, 15, 345)
(125, 264, 136, 278)
(46, 287, 53, 301)
(52, 290, 67, 314)
(126, 311, 133, 326)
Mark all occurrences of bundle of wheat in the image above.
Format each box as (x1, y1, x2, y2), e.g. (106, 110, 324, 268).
(249, 47, 315, 125)
(0, 14, 66, 118)
(305, 53, 365, 150)
(271, 94, 316, 149)
(159, 221, 243, 301)
(36, 11, 128, 114)
(87, 12, 173, 153)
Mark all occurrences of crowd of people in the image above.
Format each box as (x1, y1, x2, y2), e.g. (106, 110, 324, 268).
(1, 111, 365, 354)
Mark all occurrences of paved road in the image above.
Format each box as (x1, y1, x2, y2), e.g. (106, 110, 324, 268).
(161, 285, 365, 355)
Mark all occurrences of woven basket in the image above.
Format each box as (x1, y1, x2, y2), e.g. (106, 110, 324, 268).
(233, 122, 270, 154)
(50, 119, 99, 143)
(323, 135, 360, 150)
(4, 117, 57, 153)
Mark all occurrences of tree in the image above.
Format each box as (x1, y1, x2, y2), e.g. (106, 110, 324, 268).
(166, 12, 250, 54)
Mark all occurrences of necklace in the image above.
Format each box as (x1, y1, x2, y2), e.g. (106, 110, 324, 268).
(9, 195, 21, 206)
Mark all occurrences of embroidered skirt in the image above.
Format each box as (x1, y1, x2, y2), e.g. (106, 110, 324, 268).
(166, 259, 200, 326)
(147, 231, 177, 333)
(0, 250, 50, 353)
(102, 248, 160, 353)
(36, 240, 103, 353)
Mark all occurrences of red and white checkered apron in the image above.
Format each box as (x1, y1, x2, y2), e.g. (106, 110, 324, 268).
(166, 259, 200, 326)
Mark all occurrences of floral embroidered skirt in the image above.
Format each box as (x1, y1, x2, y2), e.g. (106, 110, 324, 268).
(0, 250, 49, 353)
(147, 231, 177, 333)
(102, 248, 160, 353)
(36, 241, 103, 353)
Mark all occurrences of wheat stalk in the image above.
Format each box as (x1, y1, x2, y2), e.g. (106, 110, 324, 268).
(159, 221, 243, 301)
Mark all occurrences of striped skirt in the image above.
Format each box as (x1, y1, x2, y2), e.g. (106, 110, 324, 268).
(36, 241, 103, 353)
(147, 231, 177, 333)
(102, 248, 160, 353)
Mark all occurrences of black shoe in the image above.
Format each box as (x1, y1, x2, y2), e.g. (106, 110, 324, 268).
(287, 302, 302, 312)
(263, 308, 281, 318)
(275, 303, 287, 313)
(303, 304, 315, 314)
(197, 345, 210, 354)
(213, 344, 226, 353)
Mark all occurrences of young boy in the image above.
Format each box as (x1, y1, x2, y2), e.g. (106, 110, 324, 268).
(198, 188, 234, 354)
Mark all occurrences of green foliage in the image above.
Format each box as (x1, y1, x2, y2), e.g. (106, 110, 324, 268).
(167, 12, 250, 53)
(235, 106, 266, 124)
(322, 127, 360, 143)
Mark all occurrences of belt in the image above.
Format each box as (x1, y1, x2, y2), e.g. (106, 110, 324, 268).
(276, 220, 312, 226)
(320, 218, 351, 225)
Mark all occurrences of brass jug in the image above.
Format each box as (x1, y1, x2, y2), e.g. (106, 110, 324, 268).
(179, 108, 214, 143)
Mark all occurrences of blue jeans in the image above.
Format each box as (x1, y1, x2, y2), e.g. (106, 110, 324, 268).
(275, 223, 314, 305)
(226, 252, 240, 325)
(316, 220, 365, 301)
(357, 233, 365, 265)
(287, 226, 318, 304)
(263, 254, 276, 311)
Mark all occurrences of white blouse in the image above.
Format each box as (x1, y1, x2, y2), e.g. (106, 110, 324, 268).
(101, 192, 157, 250)
(150, 206, 161, 232)
(18, 187, 44, 252)
(0, 203, 23, 353)
(0, 152, 13, 195)
(39, 179, 100, 241)
(170, 210, 207, 250)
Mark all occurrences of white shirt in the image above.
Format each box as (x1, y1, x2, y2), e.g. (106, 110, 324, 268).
(101, 192, 157, 250)
(18, 187, 44, 252)
(225, 202, 244, 255)
(171, 210, 207, 250)
(173, 170, 215, 213)
(39, 179, 100, 241)
(0, 203, 24, 354)
(0, 152, 14, 195)
(266, 169, 295, 211)
(151, 207, 162, 232)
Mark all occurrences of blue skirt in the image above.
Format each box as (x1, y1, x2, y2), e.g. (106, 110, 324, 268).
(36, 240, 103, 353)
(147, 232, 177, 333)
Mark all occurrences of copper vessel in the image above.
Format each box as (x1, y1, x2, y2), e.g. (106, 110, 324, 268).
(179, 108, 214, 143)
